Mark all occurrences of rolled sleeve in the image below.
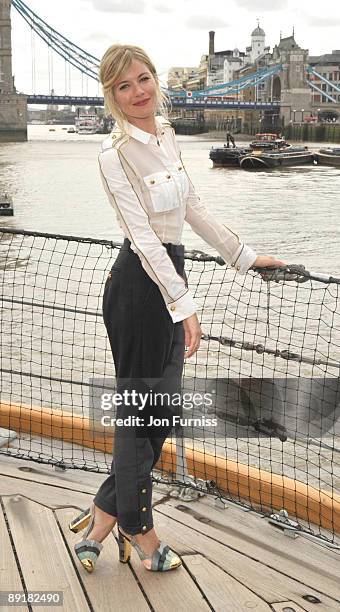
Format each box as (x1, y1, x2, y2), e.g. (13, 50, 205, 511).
(98, 148, 197, 322)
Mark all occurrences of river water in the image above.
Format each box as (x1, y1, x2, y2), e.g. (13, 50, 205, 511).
(1, 125, 340, 275)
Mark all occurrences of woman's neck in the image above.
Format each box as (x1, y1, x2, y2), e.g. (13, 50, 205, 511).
(125, 114, 157, 136)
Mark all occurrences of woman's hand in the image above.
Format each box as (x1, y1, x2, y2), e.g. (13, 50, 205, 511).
(250, 255, 286, 269)
(182, 313, 202, 359)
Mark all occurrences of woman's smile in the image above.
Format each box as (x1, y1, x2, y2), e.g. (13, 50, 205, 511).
(133, 97, 151, 107)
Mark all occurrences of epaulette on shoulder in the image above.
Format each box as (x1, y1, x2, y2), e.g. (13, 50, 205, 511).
(101, 129, 129, 152)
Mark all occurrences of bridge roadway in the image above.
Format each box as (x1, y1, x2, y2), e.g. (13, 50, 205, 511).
(27, 94, 281, 110)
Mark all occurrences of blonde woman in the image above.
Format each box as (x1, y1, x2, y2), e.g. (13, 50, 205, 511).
(69, 44, 284, 573)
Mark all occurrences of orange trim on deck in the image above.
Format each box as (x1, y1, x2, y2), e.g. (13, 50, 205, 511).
(1, 402, 339, 533)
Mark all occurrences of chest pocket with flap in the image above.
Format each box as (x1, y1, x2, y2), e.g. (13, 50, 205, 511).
(143, 168, 188, 213)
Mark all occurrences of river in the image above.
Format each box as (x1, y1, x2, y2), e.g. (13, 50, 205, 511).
(1, 125, 340, 275)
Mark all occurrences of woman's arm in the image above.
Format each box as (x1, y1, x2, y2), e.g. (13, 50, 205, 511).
(98, 147, 197, 323)
(174, 134, 283, 272)
(183, 168, 257, 272)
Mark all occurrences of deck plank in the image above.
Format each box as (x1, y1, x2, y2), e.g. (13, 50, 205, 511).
(0, 455, 166, 505)
(3, 496, 90, 612)
(57, 508, 151, 612)
(128, 550, 211, 611)
(271, 603, 307, 612)
(0, 474, 93, 509)
(151, 507, 340, 611)
(159, 498, 340, 600)
(160, 498, 340, 598)
(195, 493, 340, 557)
(0, 502, 29, 611)
(183, 553, 272, 611)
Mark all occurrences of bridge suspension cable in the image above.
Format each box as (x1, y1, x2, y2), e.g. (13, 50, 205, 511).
(306, 66, 340, 103)
(30, 24, 35, 93)
(11, 0, 100, 81)
(166, 64, 283, 98)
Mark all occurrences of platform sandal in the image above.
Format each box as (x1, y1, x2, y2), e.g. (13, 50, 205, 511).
(117, 525, 182, 571)
(71, 502, 111, 573)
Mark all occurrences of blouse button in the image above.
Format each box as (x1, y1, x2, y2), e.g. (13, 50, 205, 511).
(150, 180, 155, 185)
(178, 166, 182, 170)
(170, 305, 176, 311)
(166, 175, 171, 179)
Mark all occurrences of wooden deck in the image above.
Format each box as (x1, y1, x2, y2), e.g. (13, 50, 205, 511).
(1, 454, 340, 612)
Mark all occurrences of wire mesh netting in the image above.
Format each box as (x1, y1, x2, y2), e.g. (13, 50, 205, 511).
(0, 227, 339, 546)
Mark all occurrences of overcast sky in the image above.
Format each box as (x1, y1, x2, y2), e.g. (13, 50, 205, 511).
(10, 0, 340, 97)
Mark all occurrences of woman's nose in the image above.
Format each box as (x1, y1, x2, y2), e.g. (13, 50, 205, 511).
(132, 82, 145, 96)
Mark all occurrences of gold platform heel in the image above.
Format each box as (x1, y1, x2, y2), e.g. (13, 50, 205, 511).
(73, 502, 104, 573)
(117, 526, 132, 563)
(117, 526, 182, 571)
(68, 507, 91, 533)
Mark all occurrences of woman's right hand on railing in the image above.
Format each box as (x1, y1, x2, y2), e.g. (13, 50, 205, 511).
(250, 255, 286, 268)
(183, 313, 202, 359)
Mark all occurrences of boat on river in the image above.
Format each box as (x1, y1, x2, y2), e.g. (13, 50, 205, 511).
(209, 145, 251, 167)
(209, 133, 291, 168)
(240, 147, 314, 170)
(0, 193, 14, 216)
(75, 111, 101, 135)
(249, 133, 290, 151)
(314, 148, 340, 167)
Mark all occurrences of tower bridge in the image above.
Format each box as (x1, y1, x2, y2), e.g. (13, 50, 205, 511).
(1, 0, 339, 141)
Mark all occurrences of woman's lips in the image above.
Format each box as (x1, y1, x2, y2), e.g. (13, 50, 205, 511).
(133, 98, 151, 107)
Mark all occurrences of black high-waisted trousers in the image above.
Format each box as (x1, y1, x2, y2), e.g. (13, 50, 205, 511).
(93, 238, 187, 535)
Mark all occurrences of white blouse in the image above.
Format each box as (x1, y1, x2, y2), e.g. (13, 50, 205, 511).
(98, 115, 257, 323)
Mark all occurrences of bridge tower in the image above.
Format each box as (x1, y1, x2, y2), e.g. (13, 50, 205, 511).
(0, 0, 27, 141)
(267, 34, 312, 125)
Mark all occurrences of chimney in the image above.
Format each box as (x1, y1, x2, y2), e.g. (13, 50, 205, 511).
(209, 31, 215, 55)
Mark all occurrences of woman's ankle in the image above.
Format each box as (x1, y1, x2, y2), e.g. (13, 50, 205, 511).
(87, 520, 116, 542)
(86, 507, 117, 542)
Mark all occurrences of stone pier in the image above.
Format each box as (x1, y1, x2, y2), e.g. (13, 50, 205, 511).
(0, 0, 27, 142)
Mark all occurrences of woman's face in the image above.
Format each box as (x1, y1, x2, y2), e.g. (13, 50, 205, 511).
(113, 59, 157, 121)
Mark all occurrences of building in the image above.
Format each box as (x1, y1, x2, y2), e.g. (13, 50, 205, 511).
(168, 23, 340, 130)
(167, 67, 199, 91)
(0, 0, 27, 141)
(308, 50, 340, 108)
(246, 23, 270, 64)
(167, 23, 271, 93)
(206, 23, 269, 87)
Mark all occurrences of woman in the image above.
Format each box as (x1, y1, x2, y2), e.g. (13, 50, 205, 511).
(69, 44, 284, 573)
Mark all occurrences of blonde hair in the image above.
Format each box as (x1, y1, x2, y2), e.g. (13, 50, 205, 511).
(99, 44, 170, 130)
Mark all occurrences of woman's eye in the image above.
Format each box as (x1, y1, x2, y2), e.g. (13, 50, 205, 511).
(118, 76, 150, 91)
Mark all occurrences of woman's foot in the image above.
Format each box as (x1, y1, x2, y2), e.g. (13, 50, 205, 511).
(86, 505, 117, 543)
(119, 526, 160, 570)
